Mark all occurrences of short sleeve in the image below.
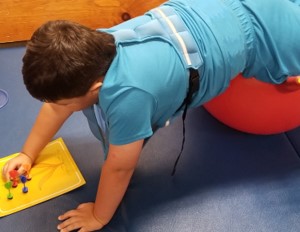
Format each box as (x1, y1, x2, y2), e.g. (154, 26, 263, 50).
(105, 88, 157, 145)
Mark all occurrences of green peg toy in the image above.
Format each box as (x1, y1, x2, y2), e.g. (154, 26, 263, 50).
(4, 181, 13, 200)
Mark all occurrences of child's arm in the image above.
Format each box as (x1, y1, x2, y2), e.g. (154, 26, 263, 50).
(2, 102, 72, 180)
(57, 139, 144, 232)
(94, 140, 143, 223)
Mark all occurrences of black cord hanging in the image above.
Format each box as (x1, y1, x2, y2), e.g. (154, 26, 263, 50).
(171, 69, 199, 176)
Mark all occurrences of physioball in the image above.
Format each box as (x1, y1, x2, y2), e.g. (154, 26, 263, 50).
(204, 74, 300, 134)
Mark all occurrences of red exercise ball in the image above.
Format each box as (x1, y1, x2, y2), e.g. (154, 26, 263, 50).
(203, 74, 300, 134)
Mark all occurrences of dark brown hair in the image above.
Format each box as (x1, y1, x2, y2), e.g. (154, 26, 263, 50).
(22, 20, 116, 101)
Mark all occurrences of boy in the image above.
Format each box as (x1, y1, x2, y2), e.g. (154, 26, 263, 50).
(2, 0, 300, 231)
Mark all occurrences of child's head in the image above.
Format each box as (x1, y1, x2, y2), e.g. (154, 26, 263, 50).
(22, 20, 116, 102)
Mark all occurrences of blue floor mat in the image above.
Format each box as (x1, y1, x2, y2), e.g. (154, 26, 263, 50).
(1, 47, 300, 232)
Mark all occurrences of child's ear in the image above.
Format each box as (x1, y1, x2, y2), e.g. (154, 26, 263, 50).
(89, 81, 103, 92)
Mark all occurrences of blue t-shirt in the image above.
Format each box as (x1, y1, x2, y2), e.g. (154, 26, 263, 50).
(99, 26, 187, 145)
(96, 0, 250, 147)
(86, 0, 300, 153)
(88, 0, 250, 150)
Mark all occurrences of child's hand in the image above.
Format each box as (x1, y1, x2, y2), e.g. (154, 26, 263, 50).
(57, 202, 105, 232)
(2, 153, 33, 181)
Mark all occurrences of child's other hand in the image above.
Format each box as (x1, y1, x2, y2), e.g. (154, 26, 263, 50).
(57, 202, 105, 232)
(2, 153, 33, 181)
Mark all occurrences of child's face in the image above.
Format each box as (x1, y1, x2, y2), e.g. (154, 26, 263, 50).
(50, 80, 102, 111)
(53, 90, 99, 112)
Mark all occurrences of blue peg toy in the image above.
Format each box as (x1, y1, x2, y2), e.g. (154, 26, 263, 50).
(20, 175, 28, 193)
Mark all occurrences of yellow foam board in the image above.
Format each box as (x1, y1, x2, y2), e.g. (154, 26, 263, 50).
(0, 137, 86, 217)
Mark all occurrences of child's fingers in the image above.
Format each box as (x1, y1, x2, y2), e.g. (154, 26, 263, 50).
(2, 160, 31, 181)
(16, 165, 26, 176)
(2, 162, 15, 181)
(1, 164, 9, 181)
(58, 209, 77, 221)
(19, 163, 32, 179)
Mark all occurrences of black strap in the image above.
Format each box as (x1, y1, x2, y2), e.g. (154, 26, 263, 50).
(171, 69, 199, 176)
